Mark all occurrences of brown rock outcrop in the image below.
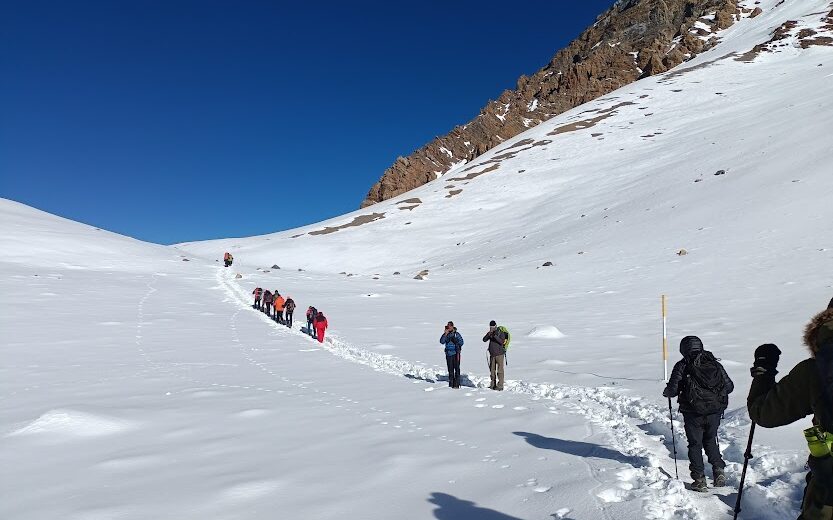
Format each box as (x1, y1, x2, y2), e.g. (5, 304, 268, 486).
(361, 0, 741, 208)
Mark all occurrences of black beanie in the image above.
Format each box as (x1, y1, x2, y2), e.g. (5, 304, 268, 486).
(489, 320, 497, 326)
(680, 336, 704, 356)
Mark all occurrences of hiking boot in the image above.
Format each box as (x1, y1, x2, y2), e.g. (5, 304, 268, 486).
(690, 476, 708, 492)
(713, 468, 726, 487)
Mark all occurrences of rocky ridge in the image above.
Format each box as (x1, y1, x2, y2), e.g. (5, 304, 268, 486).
(361, 0, 745, 208)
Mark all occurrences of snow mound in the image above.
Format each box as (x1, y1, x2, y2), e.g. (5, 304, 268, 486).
(8, 409, 136, 438)
(527, 325, 566, 339)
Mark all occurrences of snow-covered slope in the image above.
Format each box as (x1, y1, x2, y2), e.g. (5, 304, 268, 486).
(0, 199, 180, 270)
(181, 0, 833, 279)
(4, 2, 833, 519)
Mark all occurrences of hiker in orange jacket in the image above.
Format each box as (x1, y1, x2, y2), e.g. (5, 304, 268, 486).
(273, 292, 286, 324)
(314, 311, 328, 343)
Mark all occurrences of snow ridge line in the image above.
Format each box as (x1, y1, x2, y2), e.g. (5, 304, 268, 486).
(216, 267, 704, 518)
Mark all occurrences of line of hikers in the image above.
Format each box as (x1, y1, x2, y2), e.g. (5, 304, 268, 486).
(251, 287, 329, 343)
(662, 297, 832, 520)
(223, 252, 234, 267)
(242, 260, 830, 519)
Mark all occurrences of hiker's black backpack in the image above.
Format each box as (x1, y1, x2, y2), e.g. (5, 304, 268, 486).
(683, 351, 728, 415)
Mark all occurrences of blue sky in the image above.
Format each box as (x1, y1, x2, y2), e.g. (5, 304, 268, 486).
(0, 0, 614, 244)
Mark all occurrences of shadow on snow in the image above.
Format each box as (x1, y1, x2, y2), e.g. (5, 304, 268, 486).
(513, 431, 651, 467)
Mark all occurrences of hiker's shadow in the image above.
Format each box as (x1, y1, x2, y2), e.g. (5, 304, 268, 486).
(514, 431, 651, 467)
(429, 492, 543, 520)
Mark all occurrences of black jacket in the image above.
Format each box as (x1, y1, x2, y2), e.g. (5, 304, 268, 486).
(663, 351, 734, 414)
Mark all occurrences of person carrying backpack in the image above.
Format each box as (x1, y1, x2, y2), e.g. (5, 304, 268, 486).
(262, 290, 274, 317)
(483, 320, 508, 391)
(252, 287, 263, 310)
(663, 336, 734, 492)
(306, 306, 317, 337)
(747, 303, 833, 519)
(440, 321, 464, 388)
(223, 252, 231, 267)
(284, 297, 296, 327)
(314, 311, 328, 343)
(273, 292, 286, 324)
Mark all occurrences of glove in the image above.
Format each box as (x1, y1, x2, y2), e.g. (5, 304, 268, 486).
(750, 343, 781, 378)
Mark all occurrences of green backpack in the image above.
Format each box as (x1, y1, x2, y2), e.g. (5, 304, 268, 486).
(497, 326, 511, 350)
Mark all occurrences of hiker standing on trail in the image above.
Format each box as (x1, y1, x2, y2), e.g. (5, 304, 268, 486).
(314, 311, 328, 343)
(306, 306, 317, 337)
(483, 320, 507, 391)
(663, 336, 733, 492)
(223, 252, 230, 267)
(440, 321, 464, 388)
(252, 287, 263, 310)
(273, 292, 286, 324)
(284, 296, 296, 327)
(747, 301, 833, 519)
(262, 290, 274, 318)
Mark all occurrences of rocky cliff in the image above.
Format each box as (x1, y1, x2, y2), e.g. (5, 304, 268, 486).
(361, 0, 746, 208)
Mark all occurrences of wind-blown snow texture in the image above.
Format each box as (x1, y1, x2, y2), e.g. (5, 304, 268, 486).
(3, 1, 833, 519)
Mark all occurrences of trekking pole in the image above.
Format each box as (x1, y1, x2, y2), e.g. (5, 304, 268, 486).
(667, 397, 679, 479)
(733, 422, 756, 520)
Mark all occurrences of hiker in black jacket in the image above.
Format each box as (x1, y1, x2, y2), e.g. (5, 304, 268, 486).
(663, 335, 734, 492)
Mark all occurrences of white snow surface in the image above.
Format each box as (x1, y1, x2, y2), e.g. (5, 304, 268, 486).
(4, 2, 833, 518)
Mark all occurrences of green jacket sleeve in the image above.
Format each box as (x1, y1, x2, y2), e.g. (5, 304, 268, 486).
(747, 359, 816, 428)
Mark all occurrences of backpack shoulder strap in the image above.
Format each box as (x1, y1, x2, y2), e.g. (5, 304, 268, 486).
(816, 344, 833, 432)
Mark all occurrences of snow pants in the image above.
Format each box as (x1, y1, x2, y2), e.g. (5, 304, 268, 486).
(801, 456, 833, 520)
(682, 412, 725, 479)
(254, 298, 261, 310)
(264, 302, 272, 317)
(446, 353, 461, 388)
(315, 326, 326, 343)
(307, 319, 314, 336)
(285, 312, 293, 327)
(489, 354, 505, 390)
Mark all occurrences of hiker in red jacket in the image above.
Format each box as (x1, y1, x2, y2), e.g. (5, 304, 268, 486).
(252, 287, 263, 310)
(314, 311, 328, 343)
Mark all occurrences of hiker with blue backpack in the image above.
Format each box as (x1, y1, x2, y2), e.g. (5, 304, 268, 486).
(440, 321, 464, 388)
(663, 336, 734, 492)
(483, 320, 509, 391)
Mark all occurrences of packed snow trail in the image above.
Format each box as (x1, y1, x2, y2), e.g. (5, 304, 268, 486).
(218, 266, 807, 519)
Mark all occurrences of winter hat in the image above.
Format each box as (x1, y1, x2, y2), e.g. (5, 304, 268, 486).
(489, 320, 497, 327)
(680, 336, 704, 356)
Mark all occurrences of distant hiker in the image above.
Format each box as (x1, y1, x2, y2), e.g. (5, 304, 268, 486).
(440, 321, 464, 388)
(284, 296, 296, 327)
(314, 311, 328, 343)
(306, 306, 317, 337)
(262, 290, 274, 317)
(663, 336, 734, 492)
(274, 292, 286, 324)
(252, 287, 263, 310)
(483, 320, 508, 391)
(223, 252, 231, 267)
(747, 306, 833, 519)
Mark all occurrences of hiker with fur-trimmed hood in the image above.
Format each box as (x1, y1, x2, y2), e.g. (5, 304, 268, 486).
(663, 335, 734, 492)
(747, 301, 833, 520)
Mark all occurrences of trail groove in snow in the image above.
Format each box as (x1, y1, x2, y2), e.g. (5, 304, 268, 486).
(216, 267, 720, 518)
